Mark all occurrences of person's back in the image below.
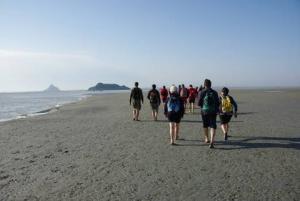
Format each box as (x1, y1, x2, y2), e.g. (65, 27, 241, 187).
(147, 84, 160, 121)
(198, 79, 219, 148)
(129, 82, 144, 121)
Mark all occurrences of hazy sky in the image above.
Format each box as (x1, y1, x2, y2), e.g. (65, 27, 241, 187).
(0, 0, 299, 92)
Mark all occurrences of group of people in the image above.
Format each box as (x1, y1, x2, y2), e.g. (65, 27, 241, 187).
(129, 79, 238, 148)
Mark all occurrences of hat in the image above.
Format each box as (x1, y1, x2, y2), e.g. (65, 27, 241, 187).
(169, 85, 177, 93)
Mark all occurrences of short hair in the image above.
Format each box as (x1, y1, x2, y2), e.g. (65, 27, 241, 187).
(135, 82, 139, 87)
(163, 85, 166, 89)
(204, 79, 211, 88)
(152, 84, 156, 89)
(189, 84, 193, 87)
(222, 87, 229, 95)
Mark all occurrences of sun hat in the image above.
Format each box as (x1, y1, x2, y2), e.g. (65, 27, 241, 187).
(169, 85, 177, 93)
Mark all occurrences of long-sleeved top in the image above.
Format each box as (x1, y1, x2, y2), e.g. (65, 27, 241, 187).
(198, 88, 220, 114)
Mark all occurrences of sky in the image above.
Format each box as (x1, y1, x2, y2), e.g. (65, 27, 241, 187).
(0, 0, 299, 92)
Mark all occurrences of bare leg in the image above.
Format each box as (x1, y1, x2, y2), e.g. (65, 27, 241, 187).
(175, 123, 180, 139)
(221, 124, 226, 135)
(169, 123, 175, 144)
(133, 109, 137, 120)
(154, 111, 158, 121)
(151, 110, 155, 120)
(210, 128, 216, 144)
(191, 103, 194, 113)
(203, 127, 209, 143)
(136, 110, 140, 121)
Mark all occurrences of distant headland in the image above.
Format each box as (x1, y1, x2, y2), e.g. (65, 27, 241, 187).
(88, 83, 130, 91)
(44, 84, 60, 92)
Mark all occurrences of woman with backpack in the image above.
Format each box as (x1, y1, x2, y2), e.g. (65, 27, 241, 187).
(219, 87, 238, 140)
(147, 84, 161, 121)
(164, 85, 184, 145)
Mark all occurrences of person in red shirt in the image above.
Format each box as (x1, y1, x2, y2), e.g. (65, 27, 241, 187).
(160, 86, 168, 104)
(188, 84, 197, 113)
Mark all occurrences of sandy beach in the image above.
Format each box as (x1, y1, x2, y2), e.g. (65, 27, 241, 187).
(0, 89, 299, 201)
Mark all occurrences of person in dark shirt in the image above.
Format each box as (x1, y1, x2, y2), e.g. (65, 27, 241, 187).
(198, 79, 219, 148)
(129, 82, 144, 121)
(219, 87, 238, 140)
(147, 84, 161, 121)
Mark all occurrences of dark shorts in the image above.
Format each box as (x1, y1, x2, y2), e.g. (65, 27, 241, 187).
(201, 113, 217, 129)
(181, 97, 187, 103)
(219, 114, 232, 124)
(161, 97, 168, 103)
(167, 112, 182, 123)
(189, 98, 195, 103)
(150, 103, 159, 112)
(132, 100, 141, 110)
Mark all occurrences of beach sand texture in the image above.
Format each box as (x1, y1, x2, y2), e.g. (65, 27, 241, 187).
(0, 89, 299, 201)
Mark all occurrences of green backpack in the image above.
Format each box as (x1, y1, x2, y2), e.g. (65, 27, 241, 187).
(202, 91, 216, 113)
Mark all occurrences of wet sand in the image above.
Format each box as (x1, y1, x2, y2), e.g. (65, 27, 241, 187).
(0, 89, 299, 201)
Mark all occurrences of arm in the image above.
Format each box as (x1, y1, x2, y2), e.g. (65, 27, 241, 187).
(230, 96, 238, 117)
(129, 90, 133, 105)
(140, 89, 144, 103)
(164, 98, 168, 116)
(157, 90, 161, 105)
(147, 90, 151, 100)
(180, 99, 185, 117)
(198, 91, 204, 107)
(214, 91, 220, 113)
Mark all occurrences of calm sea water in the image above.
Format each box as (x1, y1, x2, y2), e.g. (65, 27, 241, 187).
(0, 90, 90, 122)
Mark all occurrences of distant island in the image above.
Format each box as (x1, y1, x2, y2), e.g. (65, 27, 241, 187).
(88, 83, 130, 91)
(44, 84, 60, 92)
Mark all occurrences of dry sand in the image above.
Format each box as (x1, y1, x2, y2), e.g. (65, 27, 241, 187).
(0, 89, 299, 201)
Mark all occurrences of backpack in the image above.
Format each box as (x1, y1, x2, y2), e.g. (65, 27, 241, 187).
(202, 90, 216, 113)
(180, 88, 188, 98)
(149, 90, 158, 104)
(221, 96, 233, 113)
(167, 97, 180, 113)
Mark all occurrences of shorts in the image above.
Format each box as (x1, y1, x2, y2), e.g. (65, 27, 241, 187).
(201, 113, 217, 129)
(132, 100, 141, 110)
(150, 103, 159, 112)
(189, 98, 195, 103)
(219, 114, 232, 124)
(161, 97, 168, 103)
(181, 97, 187, 104)
(167, 112, 182, 123)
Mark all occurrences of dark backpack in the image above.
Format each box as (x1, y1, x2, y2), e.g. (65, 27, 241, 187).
(202, 90, 216, 113)
(149, 90, 158, 104)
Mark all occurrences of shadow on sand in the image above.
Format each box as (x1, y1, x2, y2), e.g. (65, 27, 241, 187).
(215, 136, 300, 150)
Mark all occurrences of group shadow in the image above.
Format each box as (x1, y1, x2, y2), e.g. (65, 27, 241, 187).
(215, 136, 300, 150)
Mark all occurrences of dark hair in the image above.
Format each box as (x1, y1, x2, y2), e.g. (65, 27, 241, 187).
(163, 85, 166, 89)
(189, 84, 193, 87)
(222, 87, 229, 95)
(204, 79, 211, 88)
(135, 82, 139, 87)
(152, 84, 156, 89)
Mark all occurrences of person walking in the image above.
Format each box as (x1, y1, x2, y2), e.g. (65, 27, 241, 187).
(129, 82, 144, 121)
(219, 87, 238, 140)
(147, 84, 161, 121)
(180, 84, 188, 110)
(198, 79, 219, 148)
(164, 85, 184, 145)
(160, 85, 169, 104)
(188, 84, 197, 113)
